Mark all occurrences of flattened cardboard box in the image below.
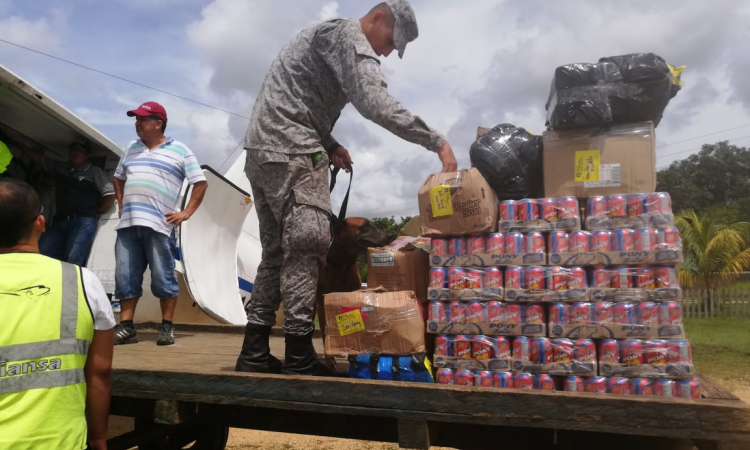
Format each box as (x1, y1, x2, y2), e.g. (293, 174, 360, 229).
(418, 168, 498, 236)
(324, 290, 425, 357)
(367, 236, 430, 303)
(543, 122, 656, 198)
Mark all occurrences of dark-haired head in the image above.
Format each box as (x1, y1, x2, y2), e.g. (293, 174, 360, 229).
(0, 178, 44, 250)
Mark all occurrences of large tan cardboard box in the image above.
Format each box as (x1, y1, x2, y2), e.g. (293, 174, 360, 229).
(543, 122, 656, 198)
(418, 168, 498, 236)
(324, 289, 425, 356)
(367, 236, 430, 303)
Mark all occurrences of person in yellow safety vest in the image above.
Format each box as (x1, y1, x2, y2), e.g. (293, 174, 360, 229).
(0, 139, 12, 174)
(0, 178, 116, 450)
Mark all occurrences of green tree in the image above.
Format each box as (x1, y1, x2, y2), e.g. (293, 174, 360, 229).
(656, 141, 750, 220)
(675, 209, 750, 312)
(357, 216, 413, 282)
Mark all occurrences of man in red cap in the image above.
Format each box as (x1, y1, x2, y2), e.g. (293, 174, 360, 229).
(112, 101, 208, 346)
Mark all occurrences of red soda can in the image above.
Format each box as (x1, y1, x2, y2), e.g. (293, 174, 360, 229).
(591, 230, 612, 251)
(436, 368, 455, 384)
(632, 378, 653, 396)
(613, 302, 635, 324)
(428, 301, 448, 322)
(634, 228, 655, 252)
(635, 266, 656, 289)
(518, 199, 539, 221)
(512, 336, 530, 361)
(611, 266, 632, 288)
(448, 267, 466, 290)
(449, 301, 466, 322)
(535, 374, 556, 391)
(504, 303, 522, 324)
(486, 233, 505, 254)
(627, 193, 648, 216)
(474, 370, 494, 387)
(455, 369, 475, 386)
(677, 379, 701, 399)
(587, 196, 607, 217)
(574, 339, 597, 364)
(468, 235, 486, 255)
(541, 198, 558, 220)
(594, 302, 614, 324)
(599, 339, 620, 363)
(558, 196, 579, 219)
(607, 377, 632, 395)
(591, 267, 612, 288)
(488, 301, 504, 323)
(523, 303, 545, 324)
(620, 340, 644, 365)
(495, 337, 512, 359)
(569, 302, 592, 325)
(569, 230, 591, 253)
(430, 237, 448, 255)
(505, 266, 523, 289)
(644, 339, 668, 365)
(653, 379, 674, 398)
(530, 337, 552, 363)
(607, 195, 626, 217)
(499, 200, 517, 221)
(564, 376, 585, 392)
(585, 377, 608, 394)
(523, 266, 545, 289)
(659, 302, 682, 326)
(455, 335, 473, 359)
(667, 340, 691, 364)
(466, 302, 487, 323)
(656, 266, 678, 288)
(545, 266, 567, 291)
(505, 232, 524, 254)
(553, 338, 574, 363)
(648, 192, 672, 215)
(493, 371, 513, 388)
(637, 302, 659, 326)
(484, 267, 503, 289)
(549, 303, 567, 326)
(568, 267, 587, 289)
(548, 231, 569, 253)
(429, 267, 448, 288)
(513, 372, 534, 390)
(524, 232, 545, 254)
(464, 269, 484, 289)
(449, 236, 466, 255)
(654, 226, 680, 250)
(472, 336, 496, 360)
(611, 229, 635, 252)
(434, 335, 452, 356)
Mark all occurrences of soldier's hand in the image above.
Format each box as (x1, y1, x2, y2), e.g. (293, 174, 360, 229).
(437, 141, 457, 173)
(165, 210, 191, 227)
(331, 146, 353, 173)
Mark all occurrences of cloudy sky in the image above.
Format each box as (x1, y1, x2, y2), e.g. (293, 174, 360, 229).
(2, 0, 750, 218)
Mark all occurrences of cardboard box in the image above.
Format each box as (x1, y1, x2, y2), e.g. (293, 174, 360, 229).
(543, 122, 656, 198)
(511, 360, 596, 377)
(367, 236, 430, 302)
(499, 217, 581, 233)
(599, 362, 694, 380)
(427, 288, 503, 301)
(476, 127, 491, 141)
(426, 321, 545, 337)
(505, 288, 590, 302)
(548, 323, 685, 340)
(430, 253, 546, 267)
(590, 287, 682, 302)
(548, 249, 683, 266)
(585, 213, 675, 230)
(418, 168, 498, 236)
(324, 289, 425, 357)
(433, 356, 511, 371)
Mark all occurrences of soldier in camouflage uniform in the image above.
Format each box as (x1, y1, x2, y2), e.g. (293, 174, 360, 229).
(236, 0, 458, 376)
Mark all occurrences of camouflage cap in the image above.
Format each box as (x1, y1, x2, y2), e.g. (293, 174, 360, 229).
(386, 0, 419, 59)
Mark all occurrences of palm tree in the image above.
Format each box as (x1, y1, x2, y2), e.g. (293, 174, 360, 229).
(676, 210, 750, 313)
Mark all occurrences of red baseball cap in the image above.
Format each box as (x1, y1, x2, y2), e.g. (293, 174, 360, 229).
(127, 101, 168, 122)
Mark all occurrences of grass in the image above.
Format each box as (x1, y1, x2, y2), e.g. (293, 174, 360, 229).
(684, 317, 750, 391)
(730, 280, 750, 290)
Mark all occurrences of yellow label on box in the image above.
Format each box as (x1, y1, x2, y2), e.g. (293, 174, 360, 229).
(336, 310, 365, 336)
(574, 150, 600, 182)
(430, 185, 453, 216)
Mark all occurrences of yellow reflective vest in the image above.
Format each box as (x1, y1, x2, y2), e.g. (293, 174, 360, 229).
(0, 253, 95, 450)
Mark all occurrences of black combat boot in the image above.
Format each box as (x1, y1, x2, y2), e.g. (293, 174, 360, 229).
(282, 331, 336, 376)
(235, 323, 283, 373)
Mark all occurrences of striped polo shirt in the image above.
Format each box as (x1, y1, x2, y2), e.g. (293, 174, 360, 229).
(114, 137, 206, 236)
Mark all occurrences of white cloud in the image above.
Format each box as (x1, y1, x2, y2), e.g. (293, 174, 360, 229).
(0, 8, 66, 53)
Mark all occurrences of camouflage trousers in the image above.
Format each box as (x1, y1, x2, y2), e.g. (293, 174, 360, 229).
(244, 149, 331, 336)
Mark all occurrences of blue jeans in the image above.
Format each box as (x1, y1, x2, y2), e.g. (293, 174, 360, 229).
(39, 216, 98, 266)
(115, 226, 179, 300)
